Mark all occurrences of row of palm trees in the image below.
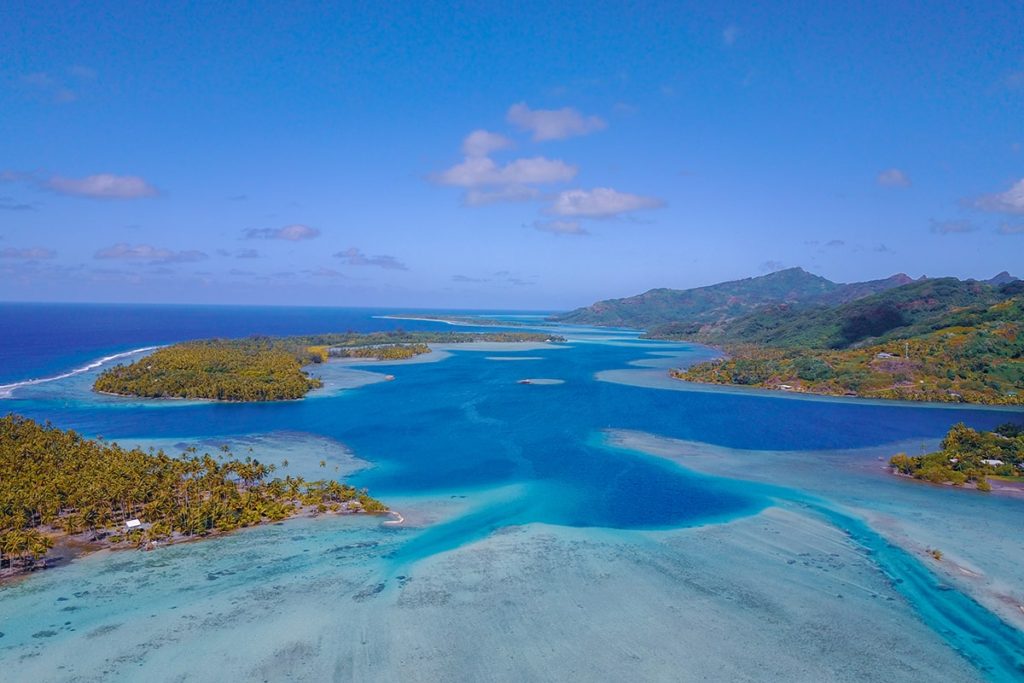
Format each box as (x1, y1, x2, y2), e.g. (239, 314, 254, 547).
(0, 414, 387, 575)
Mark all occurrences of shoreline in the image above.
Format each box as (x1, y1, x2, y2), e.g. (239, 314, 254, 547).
(0, 345, 165, 399)
(887, 469, 1024, 498)
(0, 506, 392, 584)
(669, 372, 1024, 408)
(647, 371, 1024, 411)
(601, 428, 1024, 636)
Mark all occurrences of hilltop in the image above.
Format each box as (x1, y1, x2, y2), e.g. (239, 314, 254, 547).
(696, 277, 1022, 349)
(558, 268, 1022, 404)
(553, 268, 914, 331)
(670, 278, 1023, 404)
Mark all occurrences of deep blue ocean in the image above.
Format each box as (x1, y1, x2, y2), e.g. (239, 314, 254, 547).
(0, 303, 476, 385)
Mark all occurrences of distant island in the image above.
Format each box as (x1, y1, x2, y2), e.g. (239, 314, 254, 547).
(0, 414, 387, 580)
(380, 313, 538, 327)
(556, 268, 1023, 405)
(94, 330, 564, 402)
(890, 422, 1024, 492)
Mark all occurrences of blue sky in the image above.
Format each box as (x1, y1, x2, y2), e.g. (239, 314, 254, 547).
(1, 1, 1022, 310)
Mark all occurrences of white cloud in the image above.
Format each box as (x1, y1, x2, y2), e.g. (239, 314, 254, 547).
(998, 222, 1024, 235)
(974, 178, 1024, 214)
(877, 168, 911, 188)
(533, 219, 588, 236)
(506, 102, 606, 141)
(929, 219, 977, 235)
(0, 247, 56, 260)
(464, 185, 540, 206)
(244, 224, 321, 241)
(547, 187, 664, 218)
(48, 173, 158, 198)
(334, 247, 407, 270)
(94, 243, 208, 264)
(461, 130, 514, 157)
(436, 156, 577, 188)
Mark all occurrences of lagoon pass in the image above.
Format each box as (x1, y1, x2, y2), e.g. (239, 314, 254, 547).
(1, 305, 1023, 682)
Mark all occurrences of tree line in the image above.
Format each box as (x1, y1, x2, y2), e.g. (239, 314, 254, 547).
(0, 414, 386, 576)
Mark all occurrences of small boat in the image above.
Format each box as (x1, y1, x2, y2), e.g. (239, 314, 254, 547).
(384, 374, 396, 381)
(518, 379, 532, 385)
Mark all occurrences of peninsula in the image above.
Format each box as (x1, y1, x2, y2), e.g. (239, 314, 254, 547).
(0, 414, 386, 580)
(94, 330, 564, 402)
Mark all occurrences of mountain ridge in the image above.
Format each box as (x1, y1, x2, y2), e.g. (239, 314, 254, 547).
(554, 268, 1018, 341)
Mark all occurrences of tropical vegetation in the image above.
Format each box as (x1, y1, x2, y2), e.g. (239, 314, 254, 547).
(889, 422, 1024, 490)
(0, 414, 386, 577)
(552, 267, 916, 329)
(674, 293, 1024, 404)
(94, 330, 564, 401)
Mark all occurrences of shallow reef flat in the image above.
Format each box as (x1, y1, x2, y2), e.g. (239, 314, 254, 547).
(3, 317, 1022, 681)
(0, 511, 983, 682)
(605, 429, 1024, 636)
(123, 431, 371, 481)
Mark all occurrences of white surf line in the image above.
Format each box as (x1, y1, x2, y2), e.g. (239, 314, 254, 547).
(0, 345, 164, 398)
(383, 510, 405, 525)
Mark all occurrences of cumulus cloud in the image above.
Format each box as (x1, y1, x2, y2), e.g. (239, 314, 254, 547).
(94, 243, 208, 264)
(48, 174, 158, 199)
(974, 178, 1024, 214)
(877, 168, 911, 188)
(461, 130, 514, 157)
(244, 224, 320, 241)
(334, 247, 407, 270)
(464, 185, 540, 206)
(547, 187, 664, 218)
(0, 247, 56, 259)
(436, 155, 577, 188)
(998, 222, 1024, 235)
(930, 219, 977, 235)
(506, 103, 606, 141)
(533, 219, 588, 235)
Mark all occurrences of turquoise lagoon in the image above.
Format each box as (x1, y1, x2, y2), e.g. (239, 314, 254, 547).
(1, 304, 1023, 681)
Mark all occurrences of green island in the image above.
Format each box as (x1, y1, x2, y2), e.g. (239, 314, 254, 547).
(94, 330, 564, 402)
(385, 313, 536, 327)
(889, 422, 1024, 491)
(556, 268, 1022, 404)
(673, 286, 1023, 405)
(0, 414, 386, 579)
